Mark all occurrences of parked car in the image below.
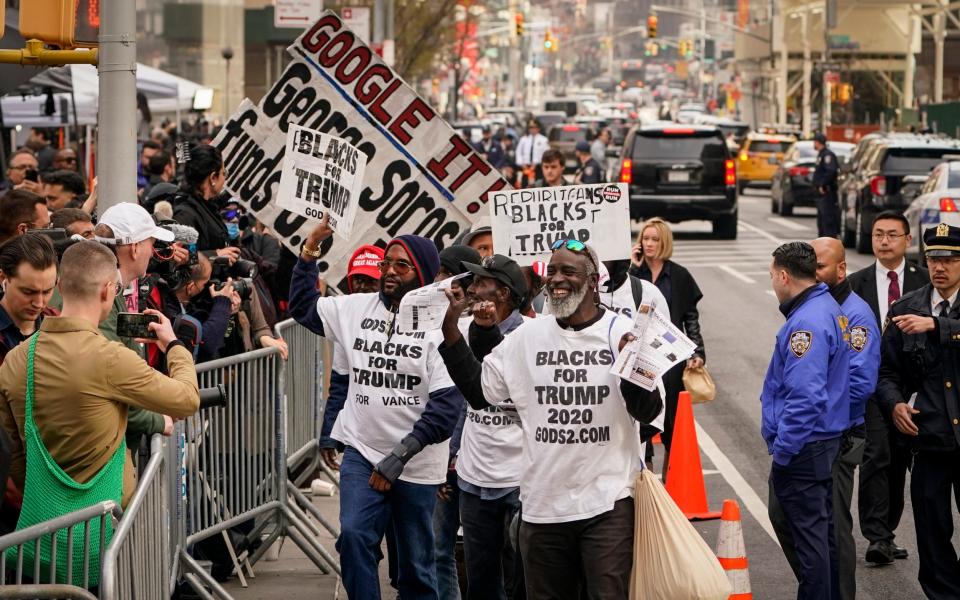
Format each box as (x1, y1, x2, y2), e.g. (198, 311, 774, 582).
(618, 124, 738, 238)
(770, 140, 854, 216)
(736, 132, 796, 193)
(548, 123, 597, 173)
(840, 134, 960, 253)
(902, 160, 960, 258)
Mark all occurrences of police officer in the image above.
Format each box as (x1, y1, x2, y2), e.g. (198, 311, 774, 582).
(813, 133, 840, 238)
(573, 140, 604, 184)
(877, 223, 960, 598)
(762, 241, 850, 600)
(769, 237, 879, 600)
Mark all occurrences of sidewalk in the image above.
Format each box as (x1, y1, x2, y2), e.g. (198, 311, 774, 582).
(221, 487, 393, 599)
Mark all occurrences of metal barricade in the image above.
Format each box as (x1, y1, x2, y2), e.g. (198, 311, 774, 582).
(274, 318, 324, 482)
(100, 435, 170, 600)
(176, 346, 339, 599)
(0, 501, 120, 599)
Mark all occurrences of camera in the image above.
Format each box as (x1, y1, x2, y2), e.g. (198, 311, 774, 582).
(212, 276, 255, 302)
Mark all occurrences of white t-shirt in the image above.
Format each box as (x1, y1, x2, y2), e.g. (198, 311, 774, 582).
(315, 292, 454, 484)
(480, 311, 643, 523)
(456, 316, 528, 489)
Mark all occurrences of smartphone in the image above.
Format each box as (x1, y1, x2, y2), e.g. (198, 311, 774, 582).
(25, 168, 38, 183)
(117, 312, 159, 339)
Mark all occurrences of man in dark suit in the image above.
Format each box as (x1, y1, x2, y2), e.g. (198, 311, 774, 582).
(847, 210, 928, 564)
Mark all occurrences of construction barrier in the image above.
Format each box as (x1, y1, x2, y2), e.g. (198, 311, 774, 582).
(0, 500, 121, 597)
(100, 435, 171, 600)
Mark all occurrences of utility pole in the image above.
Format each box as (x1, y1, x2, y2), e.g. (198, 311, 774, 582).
(98, 0, 137, 212)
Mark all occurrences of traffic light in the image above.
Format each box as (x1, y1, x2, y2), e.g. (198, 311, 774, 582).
(20, 0, 99, 49)
(647, 15, 658, 39)
(544, 31, 553, 50)
(515, 13, 524, 37)
(678, 40, 687, 57)
(644, 41, 659, 57)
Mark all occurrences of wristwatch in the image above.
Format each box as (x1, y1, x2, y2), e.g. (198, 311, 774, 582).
(300, 241, 322, 259)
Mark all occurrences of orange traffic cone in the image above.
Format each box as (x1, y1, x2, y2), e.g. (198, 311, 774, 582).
(716, 499, 752, 599)
(665, 391, 721, 520)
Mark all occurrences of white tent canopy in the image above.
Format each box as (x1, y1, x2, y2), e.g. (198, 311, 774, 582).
(1, 63, 209, 128)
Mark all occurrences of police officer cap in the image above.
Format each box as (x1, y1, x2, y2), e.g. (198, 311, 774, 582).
(575, 140, 591, 153)
(813, 133, 828, 144)
(923, 222, 960, 257)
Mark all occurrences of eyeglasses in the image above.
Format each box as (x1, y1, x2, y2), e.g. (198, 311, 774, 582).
(107, 271, 124, 295)
(872, 233, 906, 241)
(59, 157, 77, 163)
(378, 259, 415, 275)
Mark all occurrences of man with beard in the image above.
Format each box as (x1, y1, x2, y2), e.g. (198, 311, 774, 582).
(290, 215, 464, 599)
(767, 237, 879, 600)
(877, 223, 960, 598)
(437, 239, 662, 599)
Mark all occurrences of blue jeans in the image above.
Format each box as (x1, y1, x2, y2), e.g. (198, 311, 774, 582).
(433, 469, 461, 600)
(459, 488, 522, 600)
(338, 447, 440, 600)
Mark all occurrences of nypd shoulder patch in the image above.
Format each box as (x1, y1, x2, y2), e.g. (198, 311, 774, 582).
(850, 325, 868, 353)
(790, 330, 813, 358)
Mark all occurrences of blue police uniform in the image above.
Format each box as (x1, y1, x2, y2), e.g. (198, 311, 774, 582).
(813, 141, 840, 238)
(762, 282, 850, 600)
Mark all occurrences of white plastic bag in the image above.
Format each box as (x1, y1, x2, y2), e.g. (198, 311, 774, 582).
(630, 470, 732, 600)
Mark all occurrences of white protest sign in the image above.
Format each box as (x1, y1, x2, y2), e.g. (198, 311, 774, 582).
(489, 183, 631, 266)
(212, 10, 508, 290)
(276, 124, 366, 238)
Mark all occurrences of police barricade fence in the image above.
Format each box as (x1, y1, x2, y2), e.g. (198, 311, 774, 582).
(99, 434, 170, 600)
(0, 500, 121, 599)
(274, 319, 341, 542)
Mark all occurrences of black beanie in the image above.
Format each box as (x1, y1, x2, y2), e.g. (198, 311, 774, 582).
(439, 245, 482, 276)
(387, 235, 441, 287)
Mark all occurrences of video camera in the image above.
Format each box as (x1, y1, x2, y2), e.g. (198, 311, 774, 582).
(209, 254, 258, 302)
(149, 222, 200, 292)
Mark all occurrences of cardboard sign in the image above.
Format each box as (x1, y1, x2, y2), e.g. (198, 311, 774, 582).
(212, 10, 508, 289)
(276, 125, 366, 238)
(489, 183, 632, 265)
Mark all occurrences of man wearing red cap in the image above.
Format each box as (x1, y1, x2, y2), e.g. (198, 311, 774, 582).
(290, 216, 464, 599)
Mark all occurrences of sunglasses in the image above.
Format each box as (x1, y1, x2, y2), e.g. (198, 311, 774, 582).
(378, 259, 415, 275)
(551, 239, 587, 253)
(221, 209, 240, 220)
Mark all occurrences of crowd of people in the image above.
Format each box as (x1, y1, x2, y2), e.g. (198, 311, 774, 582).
(470, 119, 613, 190)
(0, 129, 292, 579)
(292, 206, 706, 599)
(762, 211, 960, 599)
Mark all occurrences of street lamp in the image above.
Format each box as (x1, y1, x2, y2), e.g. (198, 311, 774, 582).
(221, 46, 234, 120)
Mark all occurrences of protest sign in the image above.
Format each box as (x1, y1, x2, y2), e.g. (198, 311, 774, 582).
(212, 10, 508, 289)
(489, 183, 631, 265)
(276, 124, 366, 238)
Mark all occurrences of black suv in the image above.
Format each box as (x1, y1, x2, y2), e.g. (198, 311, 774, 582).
(618, 124, 738, 238)
(839, 133, 960, 253)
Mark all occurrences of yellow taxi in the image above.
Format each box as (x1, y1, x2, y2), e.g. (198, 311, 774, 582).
(737, 132, 797, 193)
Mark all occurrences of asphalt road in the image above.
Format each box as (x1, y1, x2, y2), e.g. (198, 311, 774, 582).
(666, 188, 925, 600)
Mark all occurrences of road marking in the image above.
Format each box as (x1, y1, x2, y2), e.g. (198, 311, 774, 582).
(767, 217, 810, 232)
(738, 220, 785, 244)
(719, 264, 755, 284)
(696, 422, 780, 547)
(765, 290, 776, 297)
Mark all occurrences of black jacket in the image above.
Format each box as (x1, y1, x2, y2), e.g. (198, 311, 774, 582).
(847, 261, 929, 328)
(172, 190, 230, 252)
(876, 284, 960, 451)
